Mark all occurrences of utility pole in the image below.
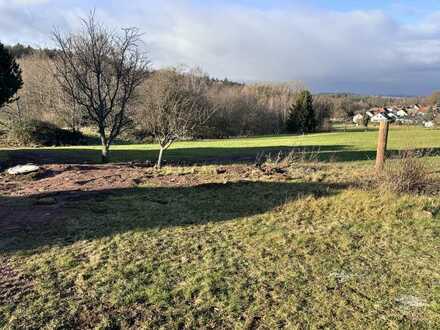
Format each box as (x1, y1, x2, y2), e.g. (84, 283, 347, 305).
(375, 120, 390, 172)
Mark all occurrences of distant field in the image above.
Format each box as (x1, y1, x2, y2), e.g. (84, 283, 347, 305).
(0, 126, 439, 165)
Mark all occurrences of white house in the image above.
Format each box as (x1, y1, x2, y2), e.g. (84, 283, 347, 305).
(353, 114, 364, 126)
(396, 109, 408, 118)
(370, 109, 396, 123)
(371, 113, 389, 122)
(366, 111, 375, 118)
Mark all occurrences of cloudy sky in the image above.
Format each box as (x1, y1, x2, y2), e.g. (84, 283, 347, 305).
(2, 0, 440, 95)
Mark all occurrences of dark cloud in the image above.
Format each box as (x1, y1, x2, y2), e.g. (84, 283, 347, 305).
(2, 0, 440, 95)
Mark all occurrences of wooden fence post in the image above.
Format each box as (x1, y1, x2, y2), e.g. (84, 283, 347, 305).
(375, 120, 389, 172)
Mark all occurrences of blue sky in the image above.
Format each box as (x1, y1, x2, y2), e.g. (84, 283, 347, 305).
(2, 0, 440, 95)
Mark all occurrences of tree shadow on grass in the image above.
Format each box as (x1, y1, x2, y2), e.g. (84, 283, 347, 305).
(2, 145, 440, 167)
(0, 180, 349, 253)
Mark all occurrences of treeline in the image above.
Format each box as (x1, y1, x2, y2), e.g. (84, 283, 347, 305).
(2, 47, 332, 142)
(6, 43, 59, 59)
(1, 14, 434, 166)
(4, 44, 425, 143)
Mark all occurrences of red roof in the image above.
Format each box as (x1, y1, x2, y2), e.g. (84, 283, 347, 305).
(418, 106, 429, 113)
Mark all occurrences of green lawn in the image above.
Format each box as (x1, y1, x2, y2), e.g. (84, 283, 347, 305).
(1, 126, 439, 165)
(1, 163, 440, 328)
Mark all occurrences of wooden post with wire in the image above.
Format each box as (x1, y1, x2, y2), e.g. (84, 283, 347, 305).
(375, 120, 390, 172)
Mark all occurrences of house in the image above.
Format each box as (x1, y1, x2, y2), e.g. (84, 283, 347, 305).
(396, 109, 408, 118)
(371, 112, 395, 122)
(353, 113, 364, 126)
(407, 105, 421, 117)
(418, 106, 430, 114)
(424, 121, 435, 128)
(366, 111, 375, 118)
(370, 108, 396, 123)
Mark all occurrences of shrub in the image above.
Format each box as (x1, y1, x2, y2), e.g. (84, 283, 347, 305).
(379, 151, 432, 194)
(7, 119, 84, 146)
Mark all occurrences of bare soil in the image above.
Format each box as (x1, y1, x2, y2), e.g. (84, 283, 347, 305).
(0, 164, 262, 232)
(2, 164, 156, 196)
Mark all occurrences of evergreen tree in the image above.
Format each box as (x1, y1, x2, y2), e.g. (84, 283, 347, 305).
(302, 90, 316, 133)
(286, 90, 316, 133)
(286, 99, 304, 133)
(0, 42, 23, 108)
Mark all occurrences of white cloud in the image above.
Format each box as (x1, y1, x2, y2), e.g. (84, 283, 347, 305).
(2, 0, 440, 94)
(0, 0, 50, 7)
(11, 0, 50, 4)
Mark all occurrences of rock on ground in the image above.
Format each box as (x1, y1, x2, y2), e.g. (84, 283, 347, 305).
(396, 295, 428, 308)
(6, 164, 40, 175)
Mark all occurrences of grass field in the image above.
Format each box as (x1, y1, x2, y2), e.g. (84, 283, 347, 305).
(1, 126, 439, 165)
(1, 127, 440, 328)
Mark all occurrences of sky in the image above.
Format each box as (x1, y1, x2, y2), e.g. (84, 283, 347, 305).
(2, 0, 440, 95)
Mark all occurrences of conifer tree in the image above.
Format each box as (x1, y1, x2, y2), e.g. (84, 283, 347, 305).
(286, 90, 316, 133)
(0, 42, 23, 109)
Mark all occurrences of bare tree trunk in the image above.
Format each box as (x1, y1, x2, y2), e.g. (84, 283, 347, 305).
(157, 146, 164, 169)
(101, 145, 109, 163)
(100, 134, 109, 163)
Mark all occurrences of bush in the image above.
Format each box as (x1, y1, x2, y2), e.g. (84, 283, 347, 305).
(7, 119, 84, 146)
(379, 151, 432, 194)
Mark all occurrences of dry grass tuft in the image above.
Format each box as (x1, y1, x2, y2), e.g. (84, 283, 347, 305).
(255, 148, 321, 172)
(379, 150, 433, 194)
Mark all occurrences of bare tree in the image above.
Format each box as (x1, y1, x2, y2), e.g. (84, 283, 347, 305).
(53, 12, 149, 162)
(138, 69, 214, 168)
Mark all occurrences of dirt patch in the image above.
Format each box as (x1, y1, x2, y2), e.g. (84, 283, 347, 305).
(1, 164, 155, 197)
(0, 163, 340, 238)
(0, 164, 272, 197)
(0, 164, 250, 233)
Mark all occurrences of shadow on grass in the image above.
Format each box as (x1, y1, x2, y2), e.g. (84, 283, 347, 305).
(0, 180, 348, 253)
(2, 145, 440, 167)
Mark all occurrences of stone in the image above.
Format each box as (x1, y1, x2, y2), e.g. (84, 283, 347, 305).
(329, 271, 352, 284)
(6, 164, 40, 175)
(414, 210, 434, 220)
(395, 295, 428, 308)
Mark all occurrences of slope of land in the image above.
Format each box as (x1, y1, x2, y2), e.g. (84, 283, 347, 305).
(1, 127, 439, 328)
